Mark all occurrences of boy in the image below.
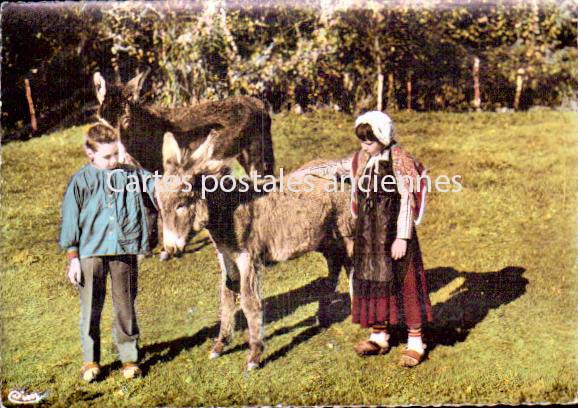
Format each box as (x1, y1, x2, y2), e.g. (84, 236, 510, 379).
(59, 124, 157, 381)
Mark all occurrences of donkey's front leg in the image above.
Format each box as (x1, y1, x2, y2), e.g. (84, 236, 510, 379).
(237, 252, 264, 370)
(157, 203, 171, 261)
(211, 251, 240, 359)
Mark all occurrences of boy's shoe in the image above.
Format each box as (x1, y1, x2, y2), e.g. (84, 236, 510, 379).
(121, 362, 142, 379)
(81, 362, 101, 383)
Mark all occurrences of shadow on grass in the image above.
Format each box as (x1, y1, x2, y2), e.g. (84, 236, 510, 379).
(132, 266, 526, 373)
(220, 280, 351, 365)
(183, 237, 212, 254)
(132, 277, 349, 374)
(424, 266, 528, 351)
(138, 325, 220, 376)
(156, 237, 212, 260)
(61, 389, 104, 405)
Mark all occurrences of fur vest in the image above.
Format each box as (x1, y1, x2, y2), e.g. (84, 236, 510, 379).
(350, 145, 427, 225)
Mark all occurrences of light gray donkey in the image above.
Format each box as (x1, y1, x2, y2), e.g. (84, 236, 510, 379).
(157, 132, 355, 370)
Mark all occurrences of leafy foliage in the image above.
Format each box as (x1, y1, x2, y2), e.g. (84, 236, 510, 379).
(2, 1, 577, 139)
(95, 0, 578, 112)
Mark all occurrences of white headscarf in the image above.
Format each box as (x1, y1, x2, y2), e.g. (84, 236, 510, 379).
(355, 111, 396, 146)
(355, 111, 396, 175)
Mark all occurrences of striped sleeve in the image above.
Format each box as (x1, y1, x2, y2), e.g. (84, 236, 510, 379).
(396, 182, 413, 240)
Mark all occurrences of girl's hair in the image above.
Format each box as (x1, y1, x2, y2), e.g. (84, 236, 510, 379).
(355, 123, 381, 143)
(84, 123, 119, 151)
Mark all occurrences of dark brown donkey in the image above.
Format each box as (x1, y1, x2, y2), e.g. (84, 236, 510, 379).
(93, 69, 275, 176)
(93, 70, 275, 257)
(158, 132, 355, 370)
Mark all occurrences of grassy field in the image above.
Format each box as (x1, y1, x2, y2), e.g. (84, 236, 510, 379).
(1, 111, 576, 406)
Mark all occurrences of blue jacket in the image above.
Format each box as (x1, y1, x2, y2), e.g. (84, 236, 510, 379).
(59, 163, 158, 258)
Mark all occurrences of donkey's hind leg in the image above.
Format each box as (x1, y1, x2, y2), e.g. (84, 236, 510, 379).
(256, 112, 275, 176)
(241, 113, 275, 177)
(344, 237, 355, 302)
(237, 148, 258, 178)
(247, 139, 275, 177)
(318, 250, 344, 328)
(210, 251, 240, 359)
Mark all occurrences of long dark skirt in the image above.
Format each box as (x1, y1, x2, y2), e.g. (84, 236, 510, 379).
(351, 234, 433, 329)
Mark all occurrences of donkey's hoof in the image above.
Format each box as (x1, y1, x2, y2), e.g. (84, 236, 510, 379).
(159, 251, 170, 261)
(247, 343, 263, 371)
(246, 362, 259, 371)
(211, 340, 226, 358)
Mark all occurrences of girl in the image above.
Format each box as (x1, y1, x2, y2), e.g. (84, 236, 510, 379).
(298, 111, 432, 366)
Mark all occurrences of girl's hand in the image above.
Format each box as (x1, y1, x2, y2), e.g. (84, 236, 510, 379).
(391, 238, 407, 260)
(67, 258, 82, 286)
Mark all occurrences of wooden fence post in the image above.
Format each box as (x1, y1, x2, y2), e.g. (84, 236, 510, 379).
(473, 57, 481, 112)
(377, 72, 384, 112)
(514, 67, 525, 111)
(407, 73, 412, 111)
(24, 78, 37, 133)
(386, 72, 396, 111)
(375, 35, 383, 112)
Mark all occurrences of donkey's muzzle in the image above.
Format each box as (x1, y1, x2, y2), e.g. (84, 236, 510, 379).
(163, 228, 186, 256)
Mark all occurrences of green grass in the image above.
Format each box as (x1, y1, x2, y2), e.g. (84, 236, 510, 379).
(1, 111, 576, 406)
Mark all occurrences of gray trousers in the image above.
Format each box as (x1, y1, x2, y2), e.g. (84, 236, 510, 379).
(79, 255, 139, 363)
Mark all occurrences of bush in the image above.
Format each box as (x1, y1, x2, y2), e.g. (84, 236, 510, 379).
(2, 1, 576, 140)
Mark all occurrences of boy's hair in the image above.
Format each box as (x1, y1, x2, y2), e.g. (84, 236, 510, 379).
(355, 123, 381, 143)
(84, 123, 119, 151)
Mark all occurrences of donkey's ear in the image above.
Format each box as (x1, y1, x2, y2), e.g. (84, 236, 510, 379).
(125, 67, 151, 103)
(185, 129, 229, 175)
(163, 132, 182, 168)
(93, 72, 106, 105)
(189, 129, 218, 163)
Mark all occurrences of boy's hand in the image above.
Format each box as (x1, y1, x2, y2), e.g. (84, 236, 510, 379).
(67, 258, 81, 286)
(391, 238, 407, 260)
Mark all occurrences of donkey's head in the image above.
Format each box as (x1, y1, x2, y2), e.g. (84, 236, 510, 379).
(93, 69, 150, 131)
(159, 131, 229, 256)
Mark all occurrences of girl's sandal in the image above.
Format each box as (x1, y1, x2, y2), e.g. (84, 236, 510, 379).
(121, 362, 142, 379)
(399, 347, 426, 367)
(80, 362, 101, 383)
(354, 340, 389, 356)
